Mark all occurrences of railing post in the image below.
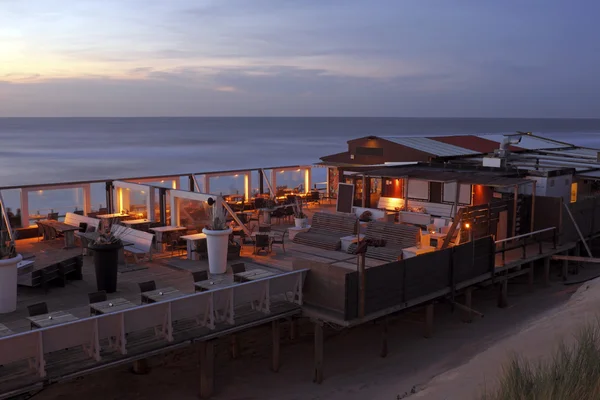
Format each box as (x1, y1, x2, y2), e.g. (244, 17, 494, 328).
(502, 241, 506, 263)
(538, 234, 543, 254)
(553, 228, 557, 249)
(522, 236, 527, 259)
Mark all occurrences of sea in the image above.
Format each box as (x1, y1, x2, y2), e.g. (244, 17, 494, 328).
(1, 117, 600, 216)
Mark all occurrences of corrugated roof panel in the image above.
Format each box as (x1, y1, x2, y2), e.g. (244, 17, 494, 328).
(475, 134, 570, 150)
(383, 137, 479, 157)
(429, 135, 521, 153)
(542, 148, 600, 159)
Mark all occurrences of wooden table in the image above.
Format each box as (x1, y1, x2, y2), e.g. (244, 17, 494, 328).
(121, 219, 152, 228)
(90, 298, 137, 314)
(194, 275, 237, 291)
(149, 226, 188, 251)
(0, 323, 14, 337)
(27, 311, 79, 329)
(180, 233, 207, 260)
(235, 269, 277, 282)
(37, 220, 80, 248)
(141, 287, 183, 303)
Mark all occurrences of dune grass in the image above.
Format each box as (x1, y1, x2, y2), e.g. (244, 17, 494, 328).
(481, 321, 600, 400)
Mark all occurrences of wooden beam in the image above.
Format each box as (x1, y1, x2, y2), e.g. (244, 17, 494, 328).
(512, 185, 518, 238)
(230, 334, 239, 360)
(359, 253, 366, 318)
(423, 303, 434, 338)
(199, 340, 215, 399)
(462, 287, 473, 323)
(551, 255, 600, 263)
(563, 202, 593, 257)
(380, 317, 388, 358)
(313, 320, 324, 384)
(289, 317, 297, 340)
(132, 359, 149, 375)
(497, 280, 508, 308)
(528, 261, 535, 292)
(272, 320, 280, 372)
(530, 181, 536, 233)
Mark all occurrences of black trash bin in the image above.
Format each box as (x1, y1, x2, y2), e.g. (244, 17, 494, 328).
(89, 241, 122, 293)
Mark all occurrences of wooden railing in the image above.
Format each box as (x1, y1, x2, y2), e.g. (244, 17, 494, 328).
(495, 227, 557, 263)
(0, 269, 306, 381)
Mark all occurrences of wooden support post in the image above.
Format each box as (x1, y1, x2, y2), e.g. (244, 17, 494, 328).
(462, 287, 473, 323)
(359, 253, 366, 318)
(230, 334, 239, 360)
(543, 257, 550, 287)
(132, 359, 149, 375)
(575, 242, 581, 275)
(272, 320, 281, 372)
(562, 251, 569, 281)
(512, 185, 518, 238)
(498, 279, 508, 308)
(289, 317, 297, 341)
(424, 303, 434, 338)
(528, 261, 535, 292)
(313, 320, 324, 384)
(380, 317, 389, 358)
(199, 340, 215, 399)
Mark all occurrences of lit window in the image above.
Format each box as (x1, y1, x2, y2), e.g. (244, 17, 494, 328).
(570, 182, 578, 203)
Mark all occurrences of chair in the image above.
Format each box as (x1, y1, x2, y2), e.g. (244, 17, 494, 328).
(27, 302, 49, 330)
(88, 290, 107, 304)
(37, 223, 45, 242)
(284, 206, 294, 223)
(88, 291, 107, 315)
(259, 225, 271, 233)
(167, 237, 186, 256)
(47, 212, 59, 220)
(231, 263, 246, 274)
(231, 263, 246, 282)
(139, 280, 156, 303)
(271, 230, 288, 253)
(271, 208, 285, 224)
(192, 270, 209, 283)
(43, 224, 56, 240)
(254, 234, 272, 255)
(27, 302, 48, 317)
(254, 198, 266, 209)
(194, 238, 208, 259)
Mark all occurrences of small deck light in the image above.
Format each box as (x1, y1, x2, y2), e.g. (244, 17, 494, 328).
(464, 222, 471, 229)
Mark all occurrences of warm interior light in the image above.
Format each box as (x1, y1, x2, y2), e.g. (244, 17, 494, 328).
(464, 222, 471, 229)
(297, 169, 301, 172)
(140, 191, 145, 194)
(280, 170, 284, 173)
(38, 190, 43, 194)
(161, 180, 165, 183)
(234, 174, 239, 177)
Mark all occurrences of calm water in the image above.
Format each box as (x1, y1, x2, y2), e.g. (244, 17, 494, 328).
(1, 117, 600, 214)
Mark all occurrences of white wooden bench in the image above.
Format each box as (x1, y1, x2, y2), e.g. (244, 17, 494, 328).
(64, 212, 100, 231)
(110, 225, 154, 263)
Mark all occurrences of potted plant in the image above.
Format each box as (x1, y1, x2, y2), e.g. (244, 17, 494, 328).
(293, 198, 309, 228)
(88, 218, 122, 293)
(0, 225, 20, 314)
(202, 200, 232, 274)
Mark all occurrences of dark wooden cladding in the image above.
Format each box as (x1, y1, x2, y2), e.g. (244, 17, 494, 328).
(404, 250, 452, 301)
(344, 237, 495, 320)
(561, 196, 600, 244)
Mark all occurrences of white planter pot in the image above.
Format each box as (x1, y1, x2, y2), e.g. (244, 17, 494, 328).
(0, 254, 22, 314)
(295, 217, 309, 228)
(202, 228, 233, 275)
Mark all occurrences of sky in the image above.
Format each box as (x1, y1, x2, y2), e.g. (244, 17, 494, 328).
(1, 0, 599, 117)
